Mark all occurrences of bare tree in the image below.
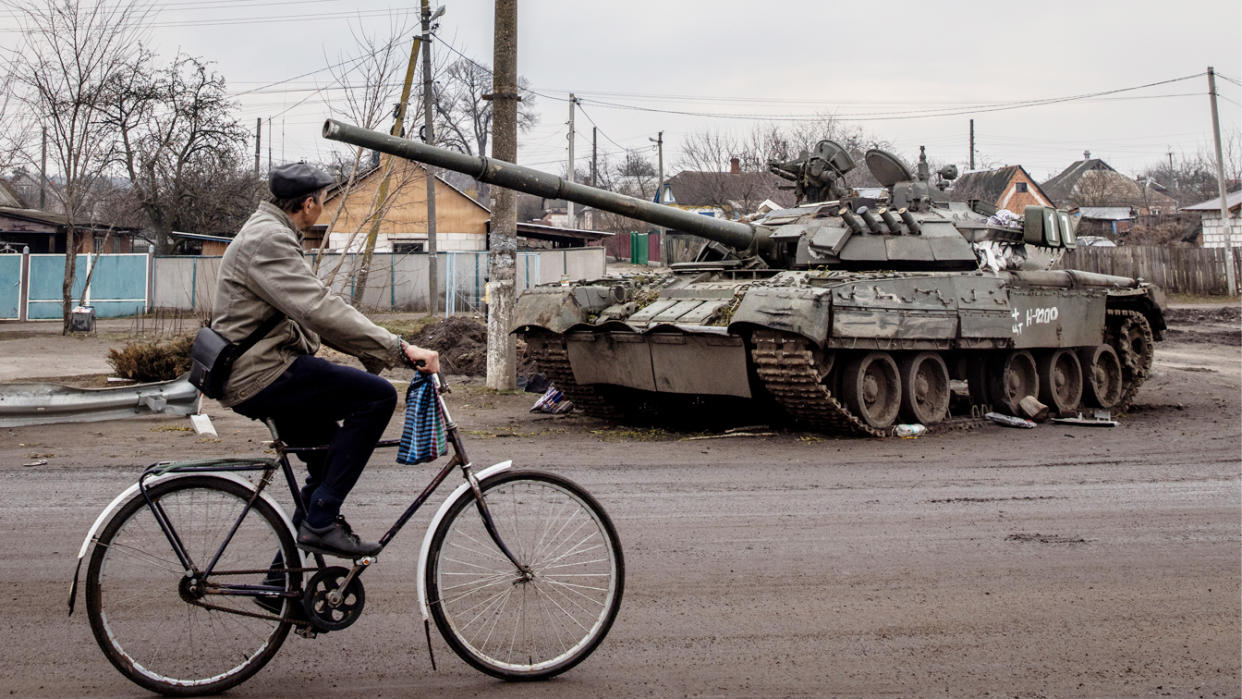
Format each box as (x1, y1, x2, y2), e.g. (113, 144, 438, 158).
(432, 57, 538, 206)
(100, 50, 249, 253)
(5, 0, 148, 333)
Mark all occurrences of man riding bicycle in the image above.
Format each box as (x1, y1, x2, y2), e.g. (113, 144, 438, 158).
(211, 162, 438, 558)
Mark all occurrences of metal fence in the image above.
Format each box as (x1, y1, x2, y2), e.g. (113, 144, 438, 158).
(1059, 245, 1241, 296)
(3, 247, 606, 320)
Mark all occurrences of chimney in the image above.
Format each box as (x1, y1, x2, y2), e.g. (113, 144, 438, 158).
(729, 157, 740, 174)
(1083, 150, 1091, 160)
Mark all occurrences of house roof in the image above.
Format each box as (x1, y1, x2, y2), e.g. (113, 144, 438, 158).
(1077, 206, 1134, 220)
(665, 170, 797, 213)
(0, 206, 139, 233)
(512, 221, 613, 245)
(949, 165, 1050, 206)
(171, 231, 233, 243)
(1182, 190, 1242, 212)
(0, 180, 24, 208)
(1041, 158, 1116, 205)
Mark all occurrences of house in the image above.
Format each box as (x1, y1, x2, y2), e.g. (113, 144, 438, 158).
(1182, 190, 1242, 249)
(949, 165, 1053, 213)
(314, 159, 492, 253)
(310, 160, 609, 254)
(170, 231, 232, 256)
(664, 158, 797, 220)
(0, 206, 141, 253)
(1041, 153, 1176, 215)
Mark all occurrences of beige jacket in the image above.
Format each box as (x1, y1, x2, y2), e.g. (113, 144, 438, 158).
(210, 202, 404, 407)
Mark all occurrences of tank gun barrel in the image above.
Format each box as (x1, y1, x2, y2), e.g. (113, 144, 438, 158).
(323, 119, 763, 254)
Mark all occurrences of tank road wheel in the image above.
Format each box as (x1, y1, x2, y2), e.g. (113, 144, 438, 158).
(1079, 344, 1123, 409)
(988, 350, 1038, 416)
(1114, 313, 1155, 378)
(841, 352, 902, 430)
(897, 352, 950, 426)
(1036, 349, 1083, 417)
(1107, 309, 1156, 411)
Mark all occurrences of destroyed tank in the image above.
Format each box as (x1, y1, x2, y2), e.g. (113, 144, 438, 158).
(324, 120, 1165, 436)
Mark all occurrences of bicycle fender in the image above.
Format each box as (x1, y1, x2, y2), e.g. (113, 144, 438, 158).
(67, 472, 300, 615)
(415, 460, 513, 622)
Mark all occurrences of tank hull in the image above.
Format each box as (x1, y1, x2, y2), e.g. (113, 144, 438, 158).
(516, 269, 1165, 435)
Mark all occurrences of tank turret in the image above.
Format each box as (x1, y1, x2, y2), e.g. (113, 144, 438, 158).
(321, 119, 1165, 437)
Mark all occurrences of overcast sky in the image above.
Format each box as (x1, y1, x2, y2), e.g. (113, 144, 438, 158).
(5, 0, 1241, 182)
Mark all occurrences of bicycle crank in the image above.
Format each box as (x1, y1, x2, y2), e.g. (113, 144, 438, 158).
(302, 566, 366, 632)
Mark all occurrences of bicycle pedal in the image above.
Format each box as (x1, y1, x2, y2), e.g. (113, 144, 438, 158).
(294, 624, 319, 639)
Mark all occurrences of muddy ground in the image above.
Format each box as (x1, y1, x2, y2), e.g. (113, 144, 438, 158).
(0, 303, 1239, 696)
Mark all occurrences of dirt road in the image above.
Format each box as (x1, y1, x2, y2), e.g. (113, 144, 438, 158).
(1, 306, 1238, 696)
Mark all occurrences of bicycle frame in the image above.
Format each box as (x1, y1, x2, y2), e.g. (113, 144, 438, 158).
(69, 377, 523, 624)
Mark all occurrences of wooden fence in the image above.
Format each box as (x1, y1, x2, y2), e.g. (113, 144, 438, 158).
(1059, 246, 1241, 296)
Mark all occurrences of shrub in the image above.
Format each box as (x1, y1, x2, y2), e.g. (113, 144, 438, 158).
(107, 334, 195, 382)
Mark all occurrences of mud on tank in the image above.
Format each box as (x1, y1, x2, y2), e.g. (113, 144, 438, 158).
(324, 120, 1165, 436)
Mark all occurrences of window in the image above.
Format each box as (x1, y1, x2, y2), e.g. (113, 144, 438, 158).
(1015, 182, 1029, 193)
(392, 242, 425, 254)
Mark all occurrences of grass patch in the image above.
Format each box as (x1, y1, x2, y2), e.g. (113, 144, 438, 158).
(1168, 293, 1240, 305)
(375, 315, 442, 338)
(108, 334, 194, 382)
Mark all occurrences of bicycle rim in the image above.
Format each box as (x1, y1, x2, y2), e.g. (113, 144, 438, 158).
(427, 470, 624, 680)
(86, 476, 297, 695)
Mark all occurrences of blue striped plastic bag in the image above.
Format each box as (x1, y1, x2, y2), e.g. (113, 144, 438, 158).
(397, 372, 447, 464)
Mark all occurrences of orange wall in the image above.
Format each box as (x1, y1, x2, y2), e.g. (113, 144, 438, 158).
(327, 160, 489, 237)
(996, 170, 1052, 212)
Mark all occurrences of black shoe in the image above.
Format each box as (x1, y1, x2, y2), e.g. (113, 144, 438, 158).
(297, 516, 382, 558)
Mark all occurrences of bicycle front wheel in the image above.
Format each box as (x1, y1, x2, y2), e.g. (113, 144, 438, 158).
(426, 469, 624, 680)
(85, 475, 300, 696)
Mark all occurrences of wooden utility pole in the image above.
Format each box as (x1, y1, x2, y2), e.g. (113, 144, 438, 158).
(353, 31, 423, 306)
(486, 0, 518, 389)
(567, 93, 576, 228)
(650, 131, 665, 262)
(591, 126, 597, 187)
(254, 117, 261, 174)
(1207, 66, 1236, 295)
(421, 0, 439, 315)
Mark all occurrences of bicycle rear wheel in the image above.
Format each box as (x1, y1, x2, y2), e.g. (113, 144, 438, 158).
(85, 475, 300, 696)
(426, 469, 624, 680)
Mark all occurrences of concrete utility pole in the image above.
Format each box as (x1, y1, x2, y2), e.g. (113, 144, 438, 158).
(567, 93, 576, 229)
(354, 29, 423, 306)
(486, 0, 518, 390)
(1207, 66, 1237, 295)
(969, 119, 975, 171)
(591, 126, 597, 187)
(421, 0, 439, 315)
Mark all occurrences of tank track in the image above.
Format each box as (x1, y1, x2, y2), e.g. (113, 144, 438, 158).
(750, 331, 887, 437)
(525, 334, 622, 420)
(1107, 309, 1154, 412)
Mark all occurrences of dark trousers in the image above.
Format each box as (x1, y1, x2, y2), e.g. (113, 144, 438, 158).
(234, 355, 397, 529)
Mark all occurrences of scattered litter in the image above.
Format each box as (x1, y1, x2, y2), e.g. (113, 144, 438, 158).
(189, 413, 218, 436)
(1051, 413, 1118, 427)
(22, 459, 47, 467)
(985, 412, 1036, 429)
(530, 386, 573, 414)
(106, 377, 136, 384)
(682, 431, 776, 441)
(893, 423, 927, 438)
(1018, 395, 1049, 422)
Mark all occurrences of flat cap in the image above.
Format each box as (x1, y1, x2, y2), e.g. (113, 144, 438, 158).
(269, 162, 334, 199)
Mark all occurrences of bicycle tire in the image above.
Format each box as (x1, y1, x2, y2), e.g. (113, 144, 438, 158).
(85, 475, 300, 696)
(426, 469, 624, 680)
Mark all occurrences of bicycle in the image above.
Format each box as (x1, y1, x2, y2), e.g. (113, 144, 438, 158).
(67, 376, 624, 696)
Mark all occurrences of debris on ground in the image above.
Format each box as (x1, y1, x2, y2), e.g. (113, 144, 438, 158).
(1019, 395, 1050, 422)
(985, 412, 1036, 429)
(530, 385, 573, 414)
(404, 316, 488, 376)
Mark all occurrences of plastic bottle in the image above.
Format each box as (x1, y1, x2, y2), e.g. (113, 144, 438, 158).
(894, 423, 926, 438)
